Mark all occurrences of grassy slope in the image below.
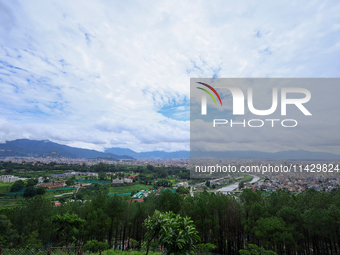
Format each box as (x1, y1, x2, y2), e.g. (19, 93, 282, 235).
(109, 184, 152, 194)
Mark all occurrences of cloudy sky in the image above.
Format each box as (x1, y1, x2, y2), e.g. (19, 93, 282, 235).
(0, 1, 339, 153)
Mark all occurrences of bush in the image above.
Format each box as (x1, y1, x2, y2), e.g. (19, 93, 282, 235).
(176, 186, 190, 195)
(10, 180, 25, 192)
(23, 186, 36, 197)
(36, 186, 46, 195)
(66, 179, 75, 186)
(83, 240, 110, 252)
(26, 179, 38, 187)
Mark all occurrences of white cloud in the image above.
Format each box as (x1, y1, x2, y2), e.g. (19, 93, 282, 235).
(0, 0, 339, 152)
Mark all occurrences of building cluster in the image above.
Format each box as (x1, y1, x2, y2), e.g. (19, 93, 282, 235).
(252, 176, 340, 193)
(0, 175, 27, 183)
(0, 156, 190, 168)
(111, 178, 133, 185)
(174, 182, 189, 187)
(39, 180, 66, 189)
(131, 188, 177, 202)
(51, 171, 98, 179)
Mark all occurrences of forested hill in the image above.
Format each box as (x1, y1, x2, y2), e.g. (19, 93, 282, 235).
(0, 139, 134, 160)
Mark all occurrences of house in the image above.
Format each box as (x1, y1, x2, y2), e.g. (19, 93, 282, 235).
(39, 180, 65, 189)
(128, 175, 139, 179)
(112, 178, 133, 185)
(112, 179, 124, 185)
(54, 201, 61, 206)
(0, 175, 19, 183)
(81, 183, 92, 187)
(124, 179, 133, 185)
(175, 182, 189, 187)
(51, 171, 98, 179)
(132, 198, 144, 203)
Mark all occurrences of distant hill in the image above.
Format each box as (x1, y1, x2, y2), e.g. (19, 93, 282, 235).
(2, 139, 338, 160)
(105, 147, 190, 159)
(106, 147, 340, 160)
(190, 150, 340, 160)
(0, 139, 134, 160)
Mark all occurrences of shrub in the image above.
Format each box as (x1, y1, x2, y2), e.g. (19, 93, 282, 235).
(83, 240, 110, 252)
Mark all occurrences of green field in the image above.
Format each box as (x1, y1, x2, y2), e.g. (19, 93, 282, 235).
(241, 175, 254, 182)
(0, 196, 25, 209)
(109, 184, 152, 194)
(0, 182, 12, 195)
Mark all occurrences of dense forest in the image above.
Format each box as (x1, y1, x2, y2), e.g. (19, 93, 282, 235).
(1, 188, 340, 254)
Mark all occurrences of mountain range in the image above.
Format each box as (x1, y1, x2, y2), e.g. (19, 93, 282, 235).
(104, 147, 190, 159)
(1, 139, 340, 160)
(191, 150, 340, 160)
(0, 139, 133, 160)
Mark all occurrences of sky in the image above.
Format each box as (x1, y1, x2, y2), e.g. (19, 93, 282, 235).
(0, 0, 340, 153)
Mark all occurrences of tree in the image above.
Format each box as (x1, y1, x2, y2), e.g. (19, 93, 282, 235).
(19, 230, 42, 249)
(104, 195, 127, 246)
(253, 216, 294, 249)
(23, 186, 36, 198)
(157, 189, 183, 214)
(83, 240, 109, 252)
(52, 213, 85, 246)
(42, 175, 49, 183)
(196, 243, 217, 253)
(147, 164, 155, 171)
(0, 214, 18, 248)
(10, 180, 25, 192)
(36, 186, 46, 195)
(205, 180, 210, 188)
(239, 181, 245, 189)
(26, 179, 38, 187)
(239, 244, 278, 255)
(98, 172, 106, 180)
(177, 186, 190, 195)
(143, 210, 200, 255)
(66, 179, 75, 186)
(95, 162, 107, 172)
(5, 168, 13, 174)
(143, 210, 165, 255)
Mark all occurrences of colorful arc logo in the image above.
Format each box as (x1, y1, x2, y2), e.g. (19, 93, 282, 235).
(196, 82, 223, 106)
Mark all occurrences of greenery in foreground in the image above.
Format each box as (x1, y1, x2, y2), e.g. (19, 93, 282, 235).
(1, 188, 340, 254)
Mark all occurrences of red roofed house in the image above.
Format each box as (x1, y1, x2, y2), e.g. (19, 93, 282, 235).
(132, 198, 144, 203)
(54, 201, 61, 206)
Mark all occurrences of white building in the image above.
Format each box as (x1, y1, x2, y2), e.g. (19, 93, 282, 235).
(0, 175, 19, 183)
(124, 178, 133, 184)
(111, 178, 133, 185)
(176, 182, 189, 187)
(112, 178, 124, 185)
(51, 171, 99, 179)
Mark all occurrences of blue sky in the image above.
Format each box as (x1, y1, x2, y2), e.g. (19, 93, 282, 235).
(0, 0, 340, 152)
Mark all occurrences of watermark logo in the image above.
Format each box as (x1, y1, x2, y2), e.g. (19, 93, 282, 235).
(196, 82, 222, 115)
(196, 81, 312, 128)
(198, 82, 312, 116)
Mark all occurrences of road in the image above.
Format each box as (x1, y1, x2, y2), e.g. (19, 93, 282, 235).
(76, 184, 80, 193)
